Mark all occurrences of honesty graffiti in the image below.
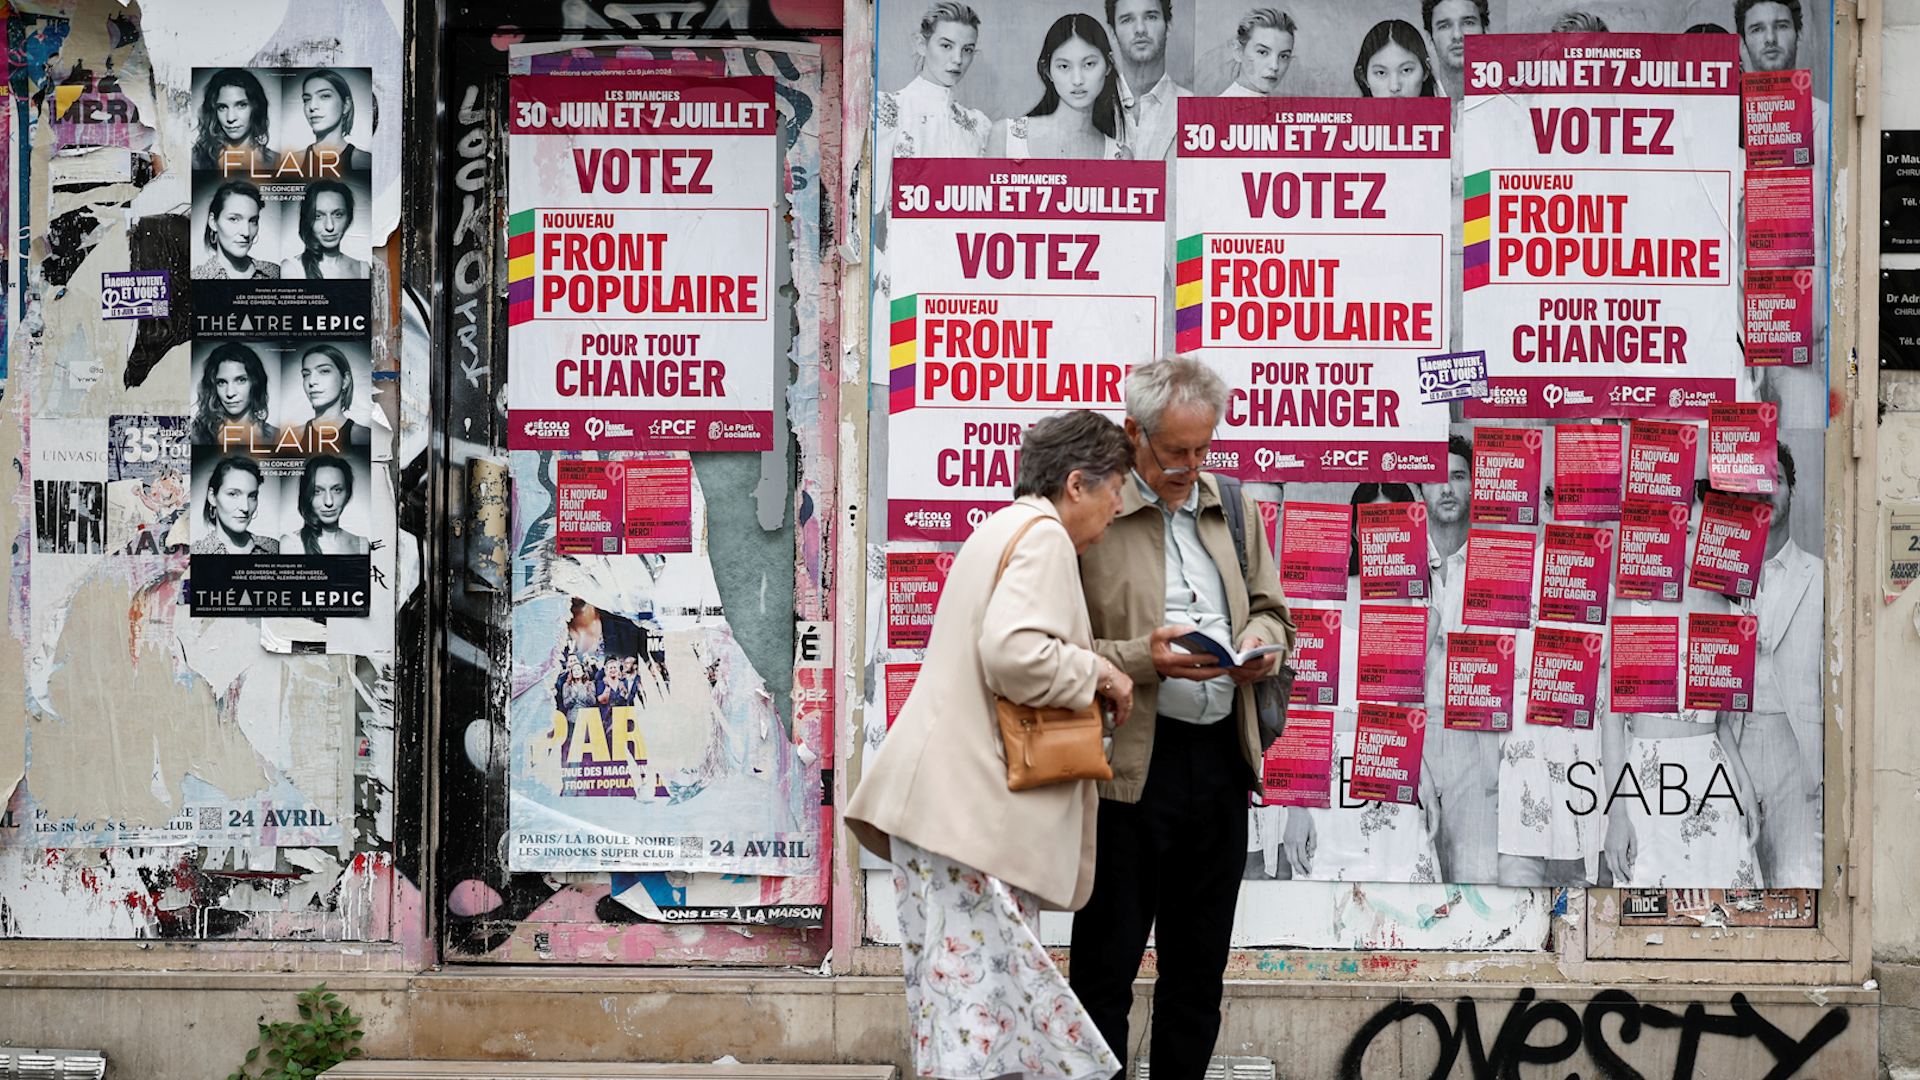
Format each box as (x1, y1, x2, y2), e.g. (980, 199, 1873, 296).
(1338, 988, 1850, 1080)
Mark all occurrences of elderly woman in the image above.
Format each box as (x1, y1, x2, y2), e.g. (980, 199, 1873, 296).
(848, 410, 1135, 1080)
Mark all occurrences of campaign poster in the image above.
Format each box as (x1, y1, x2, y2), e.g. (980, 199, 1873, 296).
(1744, 268, 1816, 366)
(1462, 35, 1742, 420)
(1526, 627, 1603, 729)
(1288, 606, 1341, 708)
(1356, 604, 1427, 704)
(1470, 426, 1542, 525)
(1553, 424, 1623, 522)
(1538, 523, 1612, 626)
(556, 460, 625, 555)
(1617, 499, 1692, 602)
(884, 664, 920, 730)
(107, 415, 190, 554)
(1625, 419, 1698, 504)
(1463, 527, 1536, 629)
(1351, 703, 1425, 805)
(1685, 613, 1758, 711)
(1176, 96, 1451, 482)
(1261, 709, 1334, 809)
(100, 270, 170, 320)
(1690, 491, 1773, 599)
(1444, 632, 1516, 732)
(1611, 616, 1680, 713)
(1358, 502, 1429, 600)
(1744, 70, 1814, 170)
(622, 458, 695, 554)
(887, 158, 1164, 540)
(885, 550, 950, 650)
(1279, 502, 1353, 601)
(1745, 170, 1817, 269)
(506, 75, 778, 452)
(1708, 402, 1780, 494)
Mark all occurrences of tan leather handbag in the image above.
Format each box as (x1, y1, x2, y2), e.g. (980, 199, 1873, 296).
(991, 515, 1113, 791)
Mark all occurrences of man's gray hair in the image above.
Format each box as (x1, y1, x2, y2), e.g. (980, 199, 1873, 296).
(1125, 356, 1230, 431)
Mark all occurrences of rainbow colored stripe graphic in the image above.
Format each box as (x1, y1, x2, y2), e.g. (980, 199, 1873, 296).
(507, 209, 536, 325)
(1464, 170, 1491, 291)
(1174, 235, 1204, 353)
(889, 294, 918, 413)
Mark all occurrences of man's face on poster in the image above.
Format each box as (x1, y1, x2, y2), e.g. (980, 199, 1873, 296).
(1424, 452, 1471, 524)
(1112, 0, 1169, 67)
(1429, 0, 1485, 74)
(1760, 465, 1794, 538)
(1742, 2, 1799, 72)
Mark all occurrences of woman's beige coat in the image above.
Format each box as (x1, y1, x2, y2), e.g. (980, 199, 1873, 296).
(845, 497, 1105, 910)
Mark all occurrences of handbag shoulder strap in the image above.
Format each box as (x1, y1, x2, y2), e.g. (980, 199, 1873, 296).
(993, 512, 1050, 586)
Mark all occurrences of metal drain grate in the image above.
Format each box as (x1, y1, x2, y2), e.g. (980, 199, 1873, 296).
(1135, 1055, 1275, 1080)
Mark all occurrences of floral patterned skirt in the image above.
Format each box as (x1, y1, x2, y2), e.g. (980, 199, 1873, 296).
(889, 838, 1117, 1080)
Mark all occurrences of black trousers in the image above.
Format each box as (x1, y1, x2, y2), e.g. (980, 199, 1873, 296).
(1069, 715, 1251, 1080)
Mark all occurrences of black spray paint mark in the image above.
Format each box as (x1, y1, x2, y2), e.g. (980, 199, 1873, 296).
(124, 214, 190, 389)
(1338, 987, 1849, 1080)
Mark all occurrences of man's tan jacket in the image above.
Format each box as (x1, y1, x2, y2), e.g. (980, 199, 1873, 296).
(1078, 472, 1295, 803)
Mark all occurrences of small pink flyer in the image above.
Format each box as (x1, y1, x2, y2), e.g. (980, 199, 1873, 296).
(1611, 616, 1681, 714)
(1358, 502, 1431, 601)
(1351, 703, 1426, 805)
(1261, 708, 1335, 808)
(1471, 426, 1543, 526)
(1708, 402, 1780, 494)
(1356, 604, 1429, 703)
(1444, 632, 1517, 732)
(1538, 524, 1614, 626)
(1685, 613, 1759, 711)
(884, 664, 920, 729)
(1743, 70, 1815, 171)
(885, 550, 951, 649)
(1689, 491, 1773, 600)
(1288, 606, 1342, 707)
(1625, 420, 1698, 505)
(1616, 499, 1692, 602)
(1744, 268, 1816, 366)
(1554, 424, 1624, 523)
(1526, 627, 1604, 729)
(1280, 502, 1354, 601)
(555, 459, 624, 556)
(622, 458, 695, 553)
(1745, 170, 1816, 268)
(1463, 528, 1537, 629)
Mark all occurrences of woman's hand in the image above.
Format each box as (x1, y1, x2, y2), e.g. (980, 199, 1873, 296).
(1604, 812, 1637, 884)
(1096, 658, 1134, 727)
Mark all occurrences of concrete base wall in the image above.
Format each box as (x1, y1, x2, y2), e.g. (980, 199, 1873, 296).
(0, 972, 1876, 1080)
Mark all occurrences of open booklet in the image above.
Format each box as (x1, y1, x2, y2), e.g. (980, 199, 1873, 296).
(1173, 630, 1287, 670)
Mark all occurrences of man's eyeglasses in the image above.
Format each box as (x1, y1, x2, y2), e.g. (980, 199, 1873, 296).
(1142, 429, 1206, 476)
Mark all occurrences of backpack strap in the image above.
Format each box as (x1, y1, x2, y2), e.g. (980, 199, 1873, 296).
(1213, 473, 1252, 582)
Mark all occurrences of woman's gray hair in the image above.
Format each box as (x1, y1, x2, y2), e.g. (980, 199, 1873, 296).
(1014, 410, 1134, 499)
(1125, 356, 1230, 432)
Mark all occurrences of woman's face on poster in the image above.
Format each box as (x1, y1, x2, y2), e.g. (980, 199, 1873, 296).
(303, 76, 346, 138)
(302, 352, 346, 415)
(1047, 34, 1108, 110)
(307, 465, 350, 527)
(1366, 40, 1426, 97)
(1238, 27, 1294, 93)
(310, 190, 351, 251)
(215, 84, 254, 143)
(213, 469, 260, 535)
(917, 20, 979, 88)
(213, 359, 255, 419)
(213, 194, 261, 259)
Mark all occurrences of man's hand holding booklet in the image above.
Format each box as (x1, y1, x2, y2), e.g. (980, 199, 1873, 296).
(1173, 629, 1288, 670)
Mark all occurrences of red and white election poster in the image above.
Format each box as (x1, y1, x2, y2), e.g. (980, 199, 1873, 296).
(1444, 632, 1517, 731)
(885, 550, 951, 650)
(1707, 402, 1779, 494)
(1616, 498, 1691, 601)
(1288, 606, 1342, 707)
(1538, 523, 1613, 625)
(1611, 615, 1680, 713)
(508, 75, 778, 451)
(1526, 626, 1604, 729)
(1351, 703, 1426, 805)
(1744, 267, 1816, 366)
(1176, 97, 1450, 481)
(1471, 426, 1543, 525)
(1685, 613, 1757, 711)
(886, 158, 1164, 541)
(1357, 502, 1430, 600)
(1743, 70, 1814, 171)
(1262, 708, 1334, 808)
(1625, 419, 1698, 504)
(1689, 490, 1773, 599)
(1357, 604, 1429, 704)
(1279, 502, 1353, 601)
(1462, 34, 1742, 420)
(1463, 527, 1537, 629)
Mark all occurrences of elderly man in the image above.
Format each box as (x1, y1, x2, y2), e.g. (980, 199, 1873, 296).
(1069, 356, 1295, 1080)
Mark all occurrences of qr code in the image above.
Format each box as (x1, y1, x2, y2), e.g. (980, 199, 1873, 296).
(1493, 712, 1510, 729)
(1585, 605, 1602, 622)
(1396, 785, 1413, 802)
(1469, 380, 1489, 398)
(196, 806, 223, 831)
(1318, 687, 1335, 704)
(1662, 583, 1680, 600)
(680, 837, 704, 858)
(1792, 347, 1809, 363)
(1736, 579, 1753, 597)
(1733, 693, 1750, 710)
(602, 537, 622, 554)
(1410, 581, 1426, 597)
(1520, 507, 1536, 524)
(1794, 148, 1811, 165)
(1575, 709, 1591, 725)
